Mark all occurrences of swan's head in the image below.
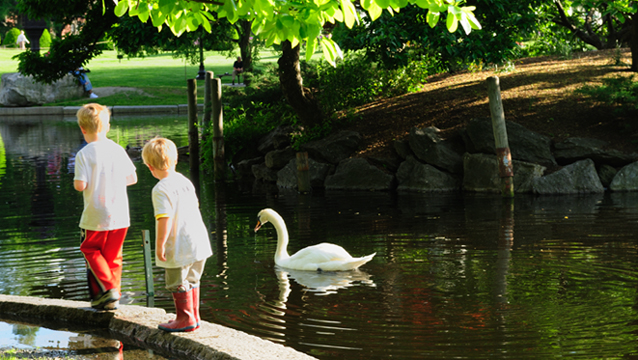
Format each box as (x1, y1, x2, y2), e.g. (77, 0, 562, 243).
(254, 208, 278, 232)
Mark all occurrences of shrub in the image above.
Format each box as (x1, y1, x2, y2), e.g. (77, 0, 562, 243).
(39, 29, 52, 48)
(576, 75, 638, 117)
(3, 28, 20, 48)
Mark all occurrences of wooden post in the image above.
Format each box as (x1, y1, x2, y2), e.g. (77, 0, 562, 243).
(202, 71, 214, 144)
(187, 79, 200, 197)
(212, 77, 226, 181)
(486, 76, 514, 197)
(142, 230, 155, 308)
(296, 152, 311, 193)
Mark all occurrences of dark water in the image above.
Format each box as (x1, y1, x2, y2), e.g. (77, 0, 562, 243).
(1, 116, 638, 359)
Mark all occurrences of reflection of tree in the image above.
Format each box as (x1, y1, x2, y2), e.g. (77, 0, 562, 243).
(12, 323, 39, 348)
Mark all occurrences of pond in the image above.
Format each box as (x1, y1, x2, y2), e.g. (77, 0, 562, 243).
(1, 115, 638, 359)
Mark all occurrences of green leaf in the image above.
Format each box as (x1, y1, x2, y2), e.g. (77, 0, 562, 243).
(375, 0, 390, 10)
(321, 37, 337, 66)
(114, 0, 129, 17)
(340, 0, 357, 28)
(367, 2, 383, 20)
(306, 37, 316, 61)
(138, 5, 150, 23)
(426, 10, 439, 27)
(446, 10, 457, 32)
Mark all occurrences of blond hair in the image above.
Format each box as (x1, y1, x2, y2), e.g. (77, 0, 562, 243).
(142, 137, 178, 171)
(76, 103, 110, 134)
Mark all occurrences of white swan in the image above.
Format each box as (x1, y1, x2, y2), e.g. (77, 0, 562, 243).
(254, 208, 376, 271)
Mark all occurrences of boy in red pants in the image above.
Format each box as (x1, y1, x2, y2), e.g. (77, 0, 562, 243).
(74, 103, 137, 310)
(142, 137, 212, 332)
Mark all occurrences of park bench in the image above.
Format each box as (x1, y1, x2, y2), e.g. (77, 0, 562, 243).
(218, 72, 242, 85)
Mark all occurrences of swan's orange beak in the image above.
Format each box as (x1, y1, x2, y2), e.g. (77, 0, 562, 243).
(254, 220, 262, 232)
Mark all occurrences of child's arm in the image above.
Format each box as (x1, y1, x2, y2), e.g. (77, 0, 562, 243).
(74, 180, 87, 191)
(126, 172, 138, 186)
(156, 216, 172, 262)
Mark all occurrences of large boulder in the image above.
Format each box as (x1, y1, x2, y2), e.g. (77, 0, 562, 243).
(532, 159, 604, 194)
(265, 146, 296, 169)
(609, 161, 638, 191)
(257, 126, 294, 153)
(408, 127, 464, 174)
(396, 156, 460, 192)
(462, 153, 546, 193)
(325, 158, 394, 191)
(553, 137, 637, 167)
(277, 158, 334, 189)
(0, 72, 84, 106)
(300, 131, 362, 164)
(463, 118, 556, 166)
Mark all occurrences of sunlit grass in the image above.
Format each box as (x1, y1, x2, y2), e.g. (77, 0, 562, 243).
(0, 48, 292, 106)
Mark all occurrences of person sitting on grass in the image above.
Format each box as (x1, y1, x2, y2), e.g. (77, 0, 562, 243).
(73, 67, 99, 98)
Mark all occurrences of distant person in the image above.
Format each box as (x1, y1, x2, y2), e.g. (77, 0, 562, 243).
(73, 103, 138, 311)
(73, 67, 98, 98)
(16, 30, 29, 50)
(232, 56, 243, 85)
(142, 137, 212, 332)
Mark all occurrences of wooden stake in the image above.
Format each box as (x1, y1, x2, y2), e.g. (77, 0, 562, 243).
(212, 78, 226, 181)
(486, 76, 514, 197)
(296, 152, 311, 193)
(187, 79, 200, 197)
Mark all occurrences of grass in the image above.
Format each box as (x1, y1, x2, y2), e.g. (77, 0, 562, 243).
(0, 48, 287, 106)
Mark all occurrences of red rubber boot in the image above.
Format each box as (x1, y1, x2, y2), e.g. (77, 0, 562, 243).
(192, 286, 201, 330)
(158, 289, 198, 332)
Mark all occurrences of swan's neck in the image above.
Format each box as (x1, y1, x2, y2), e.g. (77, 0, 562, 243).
(272, 215, 290, 261)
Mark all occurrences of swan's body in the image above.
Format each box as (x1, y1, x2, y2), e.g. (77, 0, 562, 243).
(254, 208, 375, 271)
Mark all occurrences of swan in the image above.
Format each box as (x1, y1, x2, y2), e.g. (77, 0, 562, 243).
(254, 208, 376, 271)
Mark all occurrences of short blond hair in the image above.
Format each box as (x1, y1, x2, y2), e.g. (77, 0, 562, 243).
(142, 137, 178, 171)
(76, 103, 110, 133)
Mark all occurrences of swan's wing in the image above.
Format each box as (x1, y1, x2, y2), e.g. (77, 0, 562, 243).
(289, 243, 353, 263)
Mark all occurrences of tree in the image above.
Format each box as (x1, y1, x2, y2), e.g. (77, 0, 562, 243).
(115, 0, 481, 127)
(547, 0, 638, 71)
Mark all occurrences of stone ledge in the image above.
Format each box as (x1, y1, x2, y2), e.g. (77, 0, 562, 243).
(0, 104, 203, 117)
(0, 294, 317, 360)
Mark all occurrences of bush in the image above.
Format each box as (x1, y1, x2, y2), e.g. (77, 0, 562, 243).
(577, 75, 638, 117)
(3, 28, 20, 48)
(40, 29, 52, 48)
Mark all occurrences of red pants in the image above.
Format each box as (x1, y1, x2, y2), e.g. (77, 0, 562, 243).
(80, 228, 128, 300)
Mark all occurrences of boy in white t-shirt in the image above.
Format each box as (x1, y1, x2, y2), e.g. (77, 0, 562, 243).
(73, 103, 137, 310)
(142, 137, 212, 332)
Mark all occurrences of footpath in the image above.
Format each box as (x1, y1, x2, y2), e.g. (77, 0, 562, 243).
(0, 294, 317, 360)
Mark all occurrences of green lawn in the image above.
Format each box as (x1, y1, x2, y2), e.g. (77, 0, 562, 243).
(0, 49, 285, 106)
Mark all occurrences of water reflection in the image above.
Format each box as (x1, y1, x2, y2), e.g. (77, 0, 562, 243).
(3, 116, 638, 359)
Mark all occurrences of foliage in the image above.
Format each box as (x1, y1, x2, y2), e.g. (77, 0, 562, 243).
(39, 28, 51, 48)
(3, 27, 19, 48)
(333, 0, 537, 71)
(115, 0, 481, 67)
(576, 75, 638, 117)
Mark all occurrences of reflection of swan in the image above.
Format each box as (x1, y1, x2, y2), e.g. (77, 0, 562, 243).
(254, 208, 375, 271)
(276, 266, 375, 297)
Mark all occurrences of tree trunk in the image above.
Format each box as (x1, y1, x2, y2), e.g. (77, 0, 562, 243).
(631, 17, 638, 72)
(278, 40, 323, 128)
(237, 20, 253, 71)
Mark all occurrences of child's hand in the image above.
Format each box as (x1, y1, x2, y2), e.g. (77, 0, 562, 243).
(156, 245, 167, 262)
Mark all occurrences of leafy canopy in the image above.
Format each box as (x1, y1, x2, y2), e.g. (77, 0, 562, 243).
(114, 0, 481, 65)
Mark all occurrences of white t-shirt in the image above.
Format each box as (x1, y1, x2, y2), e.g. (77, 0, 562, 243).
(152, 172, 212, 268)
(74, 139, 136, 231)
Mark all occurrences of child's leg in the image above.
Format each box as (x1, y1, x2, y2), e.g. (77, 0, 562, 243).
(159, 267, 197, 332)
(80, 228, 127, 297)
(185, 259, 206, 326)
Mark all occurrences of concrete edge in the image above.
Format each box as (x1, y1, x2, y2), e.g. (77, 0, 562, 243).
(0, 295, 317, 360)
(0, 104, 204, 117)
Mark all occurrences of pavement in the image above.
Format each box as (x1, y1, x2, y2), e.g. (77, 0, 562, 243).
(0, 294, 318, 360)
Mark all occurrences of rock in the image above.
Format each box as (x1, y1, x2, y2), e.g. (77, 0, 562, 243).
(553, 137, 637, 167)
(463, 118, 556, 166)
(252, 163, 278, 182)
(0, 72, 84, 106)
(276, 158, 334, 189)
(325, 158, 394, 191)
(396, 156, 460, 192)
(265, 146, 296, 169)
(235, 156, 263, 179)
(408, 127, 464, 173)
(597, 164, 617, 188)
(257, 126, 294, 153)
(532, 159, 604, 194)
(393, 139, 413, 160)
(462, 153, 546, 193)
(300, 131, 362, 164)
(610, 161, 638, 191)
